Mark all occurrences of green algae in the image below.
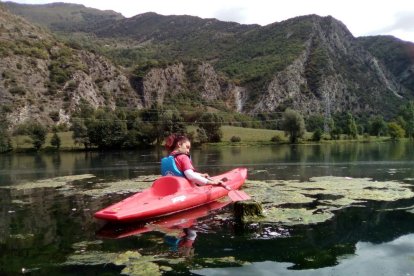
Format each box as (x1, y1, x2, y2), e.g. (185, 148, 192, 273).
(77, 175, 159, 196)
(2, 174, 159, 198)
(234, 200, 264, 222)
(64, 250, 118, 266)
(242, 176, 414, 225)
(1, 174, 95, 190)
(114, 251, 167, 276)
(64, 246, 172, 275)
(263, 207, 335, 225)
(195, 256, 249, 269)
(71, 240, 103, 251)
(64, 243, 247, 274)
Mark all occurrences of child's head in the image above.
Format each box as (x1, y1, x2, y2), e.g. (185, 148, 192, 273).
(165, 134, 190, 153)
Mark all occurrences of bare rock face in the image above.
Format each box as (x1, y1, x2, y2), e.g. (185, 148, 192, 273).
(141, 63, 186, 107)
(197, 62, 248, 111)
(139, 62, 247, 111)
(198, 62, 221, 101)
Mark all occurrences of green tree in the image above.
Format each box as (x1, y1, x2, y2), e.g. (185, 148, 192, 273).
(399, 101, 414, 139)
(345, 112, 358, 139)
(28, 121, 47, 150)
(0, 115, 12, 153)
(281, 109, 305, 143)
(87, 109, 127, 149)
(197, 113, 223, 142)
(388, 122, 405, 140)
(306, 114, 324, 132)
(143, 105, 190, 145)
(50, 131, 61, 149)
(71, 119, 90, 149)
(140, 106, 167, 145)
(368, 115, 388, 137)
(196, 128, 208, 144)
(70, 100, 94, 149)
(311, 128, 323, 141)
(160, 110, 186, 139)
(326, 117, 339, 140)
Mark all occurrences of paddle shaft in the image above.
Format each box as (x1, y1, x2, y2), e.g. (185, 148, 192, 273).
(208, 177, 250, 201)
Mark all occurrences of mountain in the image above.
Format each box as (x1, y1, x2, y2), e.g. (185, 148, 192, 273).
(2, 1, 414, 128)
(358, 35, 414, 95)
(0, 3, 142, 127)
(3, 1, 124, 32)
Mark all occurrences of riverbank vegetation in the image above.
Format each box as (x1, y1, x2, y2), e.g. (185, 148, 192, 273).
(1, 101, 413, 153)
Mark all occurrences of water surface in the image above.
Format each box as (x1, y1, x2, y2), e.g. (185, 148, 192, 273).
(1, 142, 414, 275)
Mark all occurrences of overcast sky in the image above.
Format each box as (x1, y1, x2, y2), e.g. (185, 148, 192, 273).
(6, 0, 414, 43)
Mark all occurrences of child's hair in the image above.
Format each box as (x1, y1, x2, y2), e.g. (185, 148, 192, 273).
(165, 134, 189, 152)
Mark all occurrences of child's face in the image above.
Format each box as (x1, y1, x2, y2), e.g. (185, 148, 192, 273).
(177, 141, 191, 154)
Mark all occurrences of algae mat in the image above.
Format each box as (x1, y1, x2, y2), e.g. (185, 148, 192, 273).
(3, 174, 414, 227)
(242, 176, 414, 225)
(64, 240, 247, 275)
(1, 174, 158, 196)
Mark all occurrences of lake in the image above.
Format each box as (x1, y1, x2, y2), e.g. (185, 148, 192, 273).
(1, 141, 414, 275)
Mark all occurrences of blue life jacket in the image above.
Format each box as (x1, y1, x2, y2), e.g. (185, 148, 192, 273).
(161, 154, 188, 177)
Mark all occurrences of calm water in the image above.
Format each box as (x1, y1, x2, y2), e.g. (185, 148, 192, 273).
(1, 142, 414, 275)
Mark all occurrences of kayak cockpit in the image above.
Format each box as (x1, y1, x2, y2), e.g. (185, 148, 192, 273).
(151, 176, 193, 197)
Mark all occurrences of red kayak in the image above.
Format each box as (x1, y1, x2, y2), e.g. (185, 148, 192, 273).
(94, 167, 248, 222)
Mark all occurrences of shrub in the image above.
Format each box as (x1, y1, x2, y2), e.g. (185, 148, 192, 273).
(311, 128, 323, 141)
(271, 135, 282, 143)
(388, 122, 405, 140)
(50, 132, 61, 149)
(230, 136, 241, 143)
(9, 86, 26, 95)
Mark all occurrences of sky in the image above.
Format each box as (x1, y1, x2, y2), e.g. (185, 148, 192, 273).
(6, 0, 414, 43)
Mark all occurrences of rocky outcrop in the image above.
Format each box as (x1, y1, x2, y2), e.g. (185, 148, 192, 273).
(141, 63, 186, 107)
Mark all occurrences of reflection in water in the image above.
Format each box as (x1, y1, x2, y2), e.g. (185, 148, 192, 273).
(165, 228, 197, 258)
(96, 200, 230, 239)
(1, 142, 414, 185)
(193, 233, 414, 276)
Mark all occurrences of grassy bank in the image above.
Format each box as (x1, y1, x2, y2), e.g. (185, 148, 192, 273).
(12, 131, 80, 151)
(221, 125, 283, 142)
(10, 126, 393, 152)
